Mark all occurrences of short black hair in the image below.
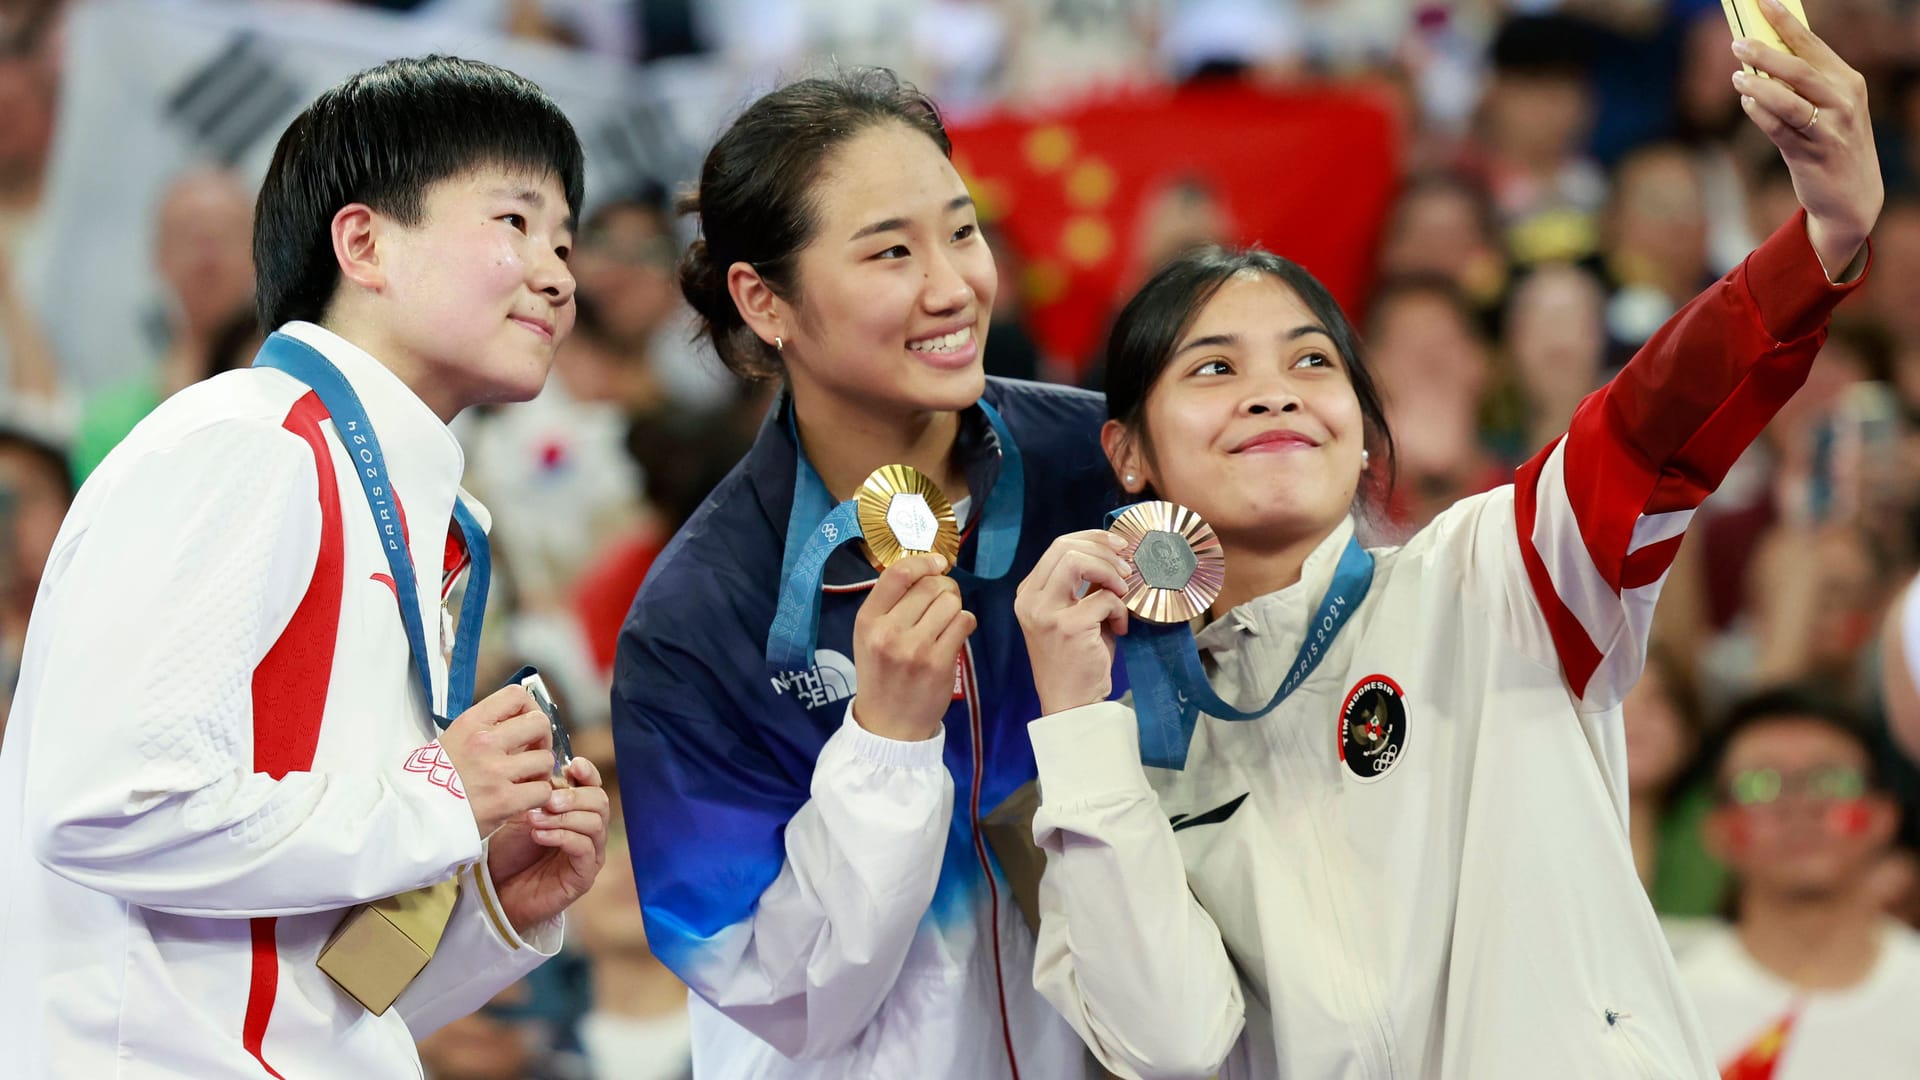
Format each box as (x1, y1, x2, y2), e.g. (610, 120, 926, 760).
(678, 67, 951, 381)
(1704, 683, 1882, 795)
(1102, 246, 1396, 514)
(254, 55, 585, 331)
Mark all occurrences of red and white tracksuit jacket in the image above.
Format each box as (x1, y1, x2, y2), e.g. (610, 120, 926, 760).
(1028, 211, 1865, 1079)
(0, 322, 558, 1079)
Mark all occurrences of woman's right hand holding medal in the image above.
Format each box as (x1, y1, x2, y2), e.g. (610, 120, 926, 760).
(1015, 531, 1133, 716)
(851, 554, 977, 741)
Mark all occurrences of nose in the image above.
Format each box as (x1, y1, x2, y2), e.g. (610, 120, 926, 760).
(1240, 372, 1303, 416)
(532, 246, 576, 307)
(920, 246, 972, 315)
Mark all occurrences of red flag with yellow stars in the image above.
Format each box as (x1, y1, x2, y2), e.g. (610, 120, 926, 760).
(1720, 1007, 1801, 1080)
(946, 81, 1402, 376)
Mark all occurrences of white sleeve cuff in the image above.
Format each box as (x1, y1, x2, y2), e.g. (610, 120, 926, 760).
(835, 699, 948, 769)
(470, 843, 564, 958)
(1029, 701, 1151, 806)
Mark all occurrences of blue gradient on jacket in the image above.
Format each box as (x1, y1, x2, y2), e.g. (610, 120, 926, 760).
(613, 380, 1127, 980)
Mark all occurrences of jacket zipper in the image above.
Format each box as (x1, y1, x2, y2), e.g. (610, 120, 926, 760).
(961, 643, 1022, 1080)
(1279, 696, 1397, 1078)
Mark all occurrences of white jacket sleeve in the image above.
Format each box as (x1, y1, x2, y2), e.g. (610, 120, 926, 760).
(1029, 701, 1245, 1080)
(23, 420, 482, 916)
(397, 844, 564, 1037)
(683, 707, 955, 1059)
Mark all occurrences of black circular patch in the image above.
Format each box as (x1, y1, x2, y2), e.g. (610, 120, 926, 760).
(1339, 675, 1407, 781)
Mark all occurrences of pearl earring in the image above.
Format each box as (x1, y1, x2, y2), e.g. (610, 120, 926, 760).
(1361, 449, 1371, 466)
(1125, 474, 1136, 486)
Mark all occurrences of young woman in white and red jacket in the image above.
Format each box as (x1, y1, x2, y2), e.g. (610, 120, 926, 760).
(1013, 7, 1883, 1078)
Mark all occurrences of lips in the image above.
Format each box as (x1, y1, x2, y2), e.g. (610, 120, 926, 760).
(904, 321, 979, 370)
(510, 315, 554, 341)
(907, 323, 974, 353)
(1231, 429, 1319, 453)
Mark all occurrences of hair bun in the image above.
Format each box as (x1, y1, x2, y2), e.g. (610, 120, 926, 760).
(677, 237, 728, 324)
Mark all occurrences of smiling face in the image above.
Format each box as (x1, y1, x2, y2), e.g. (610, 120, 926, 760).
(775, 122, 996, 419)
(370, 164, 577, 415)
(1708, 717, 1898, 902)
(1110, 271, 1367, 545)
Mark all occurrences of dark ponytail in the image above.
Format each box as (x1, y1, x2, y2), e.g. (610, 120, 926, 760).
(678, 67, 951, 381)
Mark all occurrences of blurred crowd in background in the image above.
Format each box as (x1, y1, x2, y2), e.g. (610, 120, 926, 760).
(6, 0, 1920, 1077)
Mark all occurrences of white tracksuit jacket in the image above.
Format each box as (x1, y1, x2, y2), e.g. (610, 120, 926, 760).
(1027, 211, 1862, 1079)
(0, 322, 559, 1078)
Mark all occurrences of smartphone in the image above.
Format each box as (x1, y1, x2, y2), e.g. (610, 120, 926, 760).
(1722, 0, 1811, 76)
(511, 667, 573, 783)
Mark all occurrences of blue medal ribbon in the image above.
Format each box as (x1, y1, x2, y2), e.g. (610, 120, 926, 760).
(765, 397, 1024, 673)
(1113, 509, 1374, 770)
(256, 332, 491, 728)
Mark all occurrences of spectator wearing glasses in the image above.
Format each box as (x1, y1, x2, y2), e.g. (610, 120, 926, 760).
(1676, 685, 1920, 1079)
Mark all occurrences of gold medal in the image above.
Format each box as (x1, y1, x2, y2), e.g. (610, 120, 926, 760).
(1109, 501, 1225, 624)
(855, 464, 961, 569)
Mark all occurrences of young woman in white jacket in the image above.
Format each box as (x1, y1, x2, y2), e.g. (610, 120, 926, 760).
(1013, 7, 1883, 1078)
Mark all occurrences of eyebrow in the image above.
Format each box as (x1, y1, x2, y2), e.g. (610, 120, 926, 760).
(849, 194, 976, 242)
(1174, 324, 1332, 356)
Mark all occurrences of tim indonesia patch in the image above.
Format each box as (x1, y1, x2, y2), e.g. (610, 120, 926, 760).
(1339, 674, 1407, 781)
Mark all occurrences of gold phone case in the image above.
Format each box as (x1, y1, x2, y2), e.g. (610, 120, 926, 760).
(1722, 0, 1810, 76)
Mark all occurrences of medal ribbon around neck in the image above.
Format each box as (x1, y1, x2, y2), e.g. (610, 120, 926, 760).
(255, 333, 491, 728)
(767, 397, 1025, 674)
(1108, 500, 1374, 770)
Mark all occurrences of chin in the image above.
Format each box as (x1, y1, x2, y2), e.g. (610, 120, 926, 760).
(1210, 482, 1349, 537)
(904, 365, 987, 413)
(475, 361, 555, 407)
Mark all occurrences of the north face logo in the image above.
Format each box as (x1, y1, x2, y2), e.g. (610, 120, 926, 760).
(404, 744, 466, 799)
(771, 649, 858, 710)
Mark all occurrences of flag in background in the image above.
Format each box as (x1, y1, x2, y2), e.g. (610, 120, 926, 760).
(948, 81, 1404, 375)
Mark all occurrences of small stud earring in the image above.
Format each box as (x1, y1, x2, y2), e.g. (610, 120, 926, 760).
(774, 336, 784, 352)
(1125, 473, 1136, 486)
(1361, 449, 1371, 466)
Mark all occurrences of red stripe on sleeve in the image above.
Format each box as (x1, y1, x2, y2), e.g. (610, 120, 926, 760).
(1553, 212, 1857, 593)
(1514, 446, 1604, 699)
(1620, 534, 1685, 592)
(242, 390, 346, 1076)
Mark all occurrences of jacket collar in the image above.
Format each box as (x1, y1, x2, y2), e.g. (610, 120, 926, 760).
(1194, 515, 1359, 657)
(743, 382, 1009, 588)
(276, 320, 484, 537)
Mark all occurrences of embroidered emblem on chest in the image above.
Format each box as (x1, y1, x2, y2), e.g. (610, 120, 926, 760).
(1338, 674, 1407, 781)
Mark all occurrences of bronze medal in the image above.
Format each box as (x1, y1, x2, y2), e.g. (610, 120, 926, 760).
(1109, 501, 1226, 624)
(855, 464, 961, 569)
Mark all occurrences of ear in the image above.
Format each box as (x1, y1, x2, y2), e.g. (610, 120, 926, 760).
(727, 261, 788, 350)
(1101, 419, 1151, 495)
(330, 204, 385, 293)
